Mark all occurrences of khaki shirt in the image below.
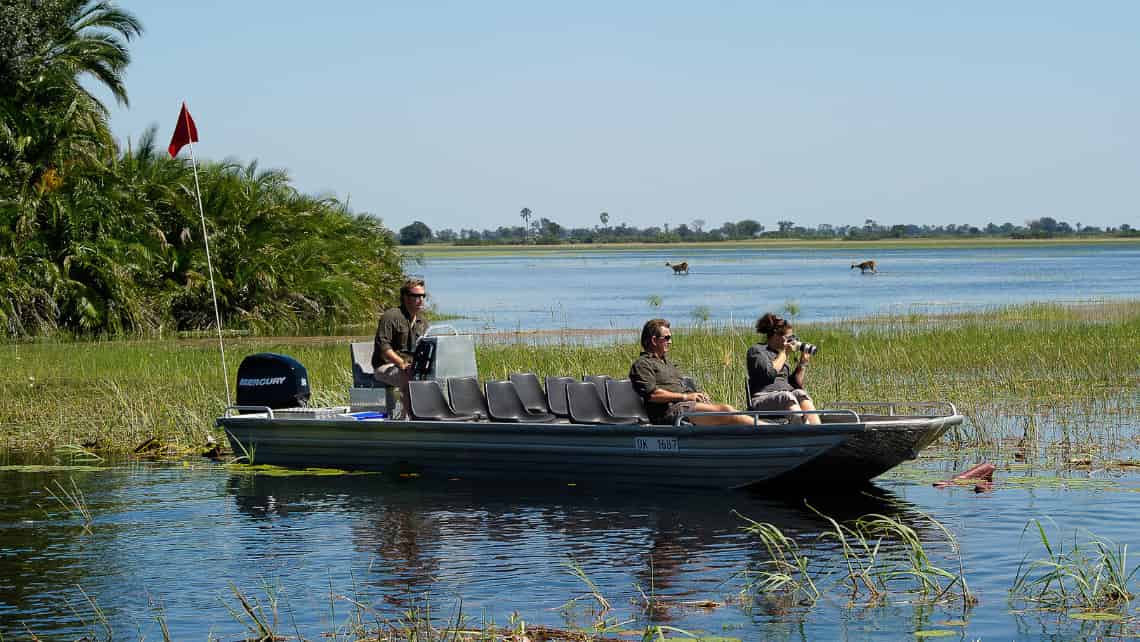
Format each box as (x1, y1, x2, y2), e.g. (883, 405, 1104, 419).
(372, 305, 427, 368)
(629, 351, 686, 425)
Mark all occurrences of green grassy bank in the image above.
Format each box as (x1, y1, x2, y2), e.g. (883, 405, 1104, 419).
(1, 301, 1137, 454)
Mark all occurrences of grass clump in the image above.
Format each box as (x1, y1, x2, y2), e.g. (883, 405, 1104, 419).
(1010, 519, 1139, 612)
(736, 504, 974, 611)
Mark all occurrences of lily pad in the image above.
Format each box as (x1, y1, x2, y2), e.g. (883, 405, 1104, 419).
(913, 631, 956, 638)
(1069, 612, 1123, 621)
(937, 620, 969, 627)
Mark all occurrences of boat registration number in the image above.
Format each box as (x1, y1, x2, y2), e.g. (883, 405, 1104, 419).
(635, 437, 679, 453)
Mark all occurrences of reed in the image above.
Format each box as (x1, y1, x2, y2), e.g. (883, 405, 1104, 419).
(738, 503, 973, 609)
(1009, 519, 1138, 611)
(45, 478, 93, 534)
(2, 300, 1137, 456)
(732, 511, 820, 607)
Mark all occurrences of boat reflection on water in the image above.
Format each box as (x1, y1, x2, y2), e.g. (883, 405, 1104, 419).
(224, 472, 933, 616)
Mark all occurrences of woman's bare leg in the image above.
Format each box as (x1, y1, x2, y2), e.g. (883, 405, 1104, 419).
(799, 398, 821, 425)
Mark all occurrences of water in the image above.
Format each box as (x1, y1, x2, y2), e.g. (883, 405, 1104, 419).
(3, 242, 1139, 638)
(416, 243, 1140, 331)
(4, 459, 1140, 639)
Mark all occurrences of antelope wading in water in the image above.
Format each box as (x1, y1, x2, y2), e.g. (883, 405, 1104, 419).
(851, 260, 877, 274)
(665, 261, 689, 275)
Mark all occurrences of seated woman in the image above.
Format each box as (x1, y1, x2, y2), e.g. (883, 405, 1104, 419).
(746, 313, 821, 425)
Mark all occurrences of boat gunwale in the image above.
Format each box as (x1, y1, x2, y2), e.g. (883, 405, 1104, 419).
(217, 412, 963, 439)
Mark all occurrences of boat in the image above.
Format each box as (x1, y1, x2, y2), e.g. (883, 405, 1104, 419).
(216, 352, 962, 490)
(765, 402, 961, 485)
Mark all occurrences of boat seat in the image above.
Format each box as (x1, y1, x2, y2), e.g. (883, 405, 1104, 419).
(350, 341, 398, 415)
(485, 381, 558, 423)
(545, 376, 575, 418)
(566, 381, 639, 425)
(350, 341, 380, 388)
(510, 373, 551, 414)
(583, 375, 614, 409)
(681, 375, 697, 392)
(605, 379, 649, 424)
(447, 377, 490, 420)
(407, 380, 477, 421)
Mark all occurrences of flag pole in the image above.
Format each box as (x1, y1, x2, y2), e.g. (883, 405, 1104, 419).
(183, 109, 231, 406)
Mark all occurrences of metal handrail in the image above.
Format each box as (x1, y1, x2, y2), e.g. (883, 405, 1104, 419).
(830, 400, 958, 417)
(223, 405, 274, 418)
(424, 324, 461, 337)
(674, 408, 861, 427)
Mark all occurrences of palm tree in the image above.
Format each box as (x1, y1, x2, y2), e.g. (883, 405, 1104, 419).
(520, 207, 532, 243)
(25, 0, 143, 110)
(0, 3, 412, 337)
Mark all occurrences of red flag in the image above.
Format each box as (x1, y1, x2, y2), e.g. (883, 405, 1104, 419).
(168, 102, 199, 158)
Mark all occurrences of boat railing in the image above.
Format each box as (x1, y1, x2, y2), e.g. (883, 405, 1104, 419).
(830, 401, 958, 418)
(223, 405, 275, 418)
(674, 408, 861, 427)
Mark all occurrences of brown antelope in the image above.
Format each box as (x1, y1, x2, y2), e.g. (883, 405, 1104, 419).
(665, 261, 689, 275)
(851, 260, 876, 274)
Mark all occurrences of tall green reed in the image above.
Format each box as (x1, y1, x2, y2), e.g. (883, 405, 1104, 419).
(1010, 519, 1138, 611)
(3, 300, 1137, 454)
(738, 504, 974, 609)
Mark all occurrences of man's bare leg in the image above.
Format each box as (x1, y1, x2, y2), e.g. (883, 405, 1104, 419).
(687, 402, 765, 426)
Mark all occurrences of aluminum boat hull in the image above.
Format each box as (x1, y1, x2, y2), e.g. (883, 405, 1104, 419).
(217, 411, 961, 489)
(766, 415, 959, 486)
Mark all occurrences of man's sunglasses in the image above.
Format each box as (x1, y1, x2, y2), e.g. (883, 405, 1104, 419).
(405, 293, 426, 299)
(657, 335, 673, 342)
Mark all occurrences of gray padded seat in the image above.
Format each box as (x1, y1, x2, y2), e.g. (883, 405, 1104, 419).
(545, 376, 575, 418)
(681, 375, 697, 392)
(447, 377, 489, 420)
(583, 375, 614, 407)
(485, 381, 557, 423)
(407, 380, 476, 421)
(509, 373, 551, 414)
(566, 381, 639, 425)
(605, 379, 649, 424)
(349, 341, 398, 416)
(350, 341, 379, 388)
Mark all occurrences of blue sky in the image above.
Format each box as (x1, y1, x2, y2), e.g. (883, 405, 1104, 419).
(102, 1, 1139, 232)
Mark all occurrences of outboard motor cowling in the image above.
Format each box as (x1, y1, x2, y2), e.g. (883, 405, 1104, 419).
(235, 353, 310, 409)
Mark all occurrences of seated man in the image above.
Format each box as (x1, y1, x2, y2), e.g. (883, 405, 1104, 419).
(629, 318, 759, 426)
(372, 278, 428, 416)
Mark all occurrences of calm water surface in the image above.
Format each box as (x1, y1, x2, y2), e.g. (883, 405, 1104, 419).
(416, 243, 1140, 331)
(4, 457, 1140, 640)
(4, 242, 1139, 638)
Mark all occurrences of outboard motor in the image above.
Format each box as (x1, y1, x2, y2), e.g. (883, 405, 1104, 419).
(235, 353, 310, 409)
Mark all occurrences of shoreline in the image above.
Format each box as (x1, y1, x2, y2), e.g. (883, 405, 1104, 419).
(408, 236, 1140, 257)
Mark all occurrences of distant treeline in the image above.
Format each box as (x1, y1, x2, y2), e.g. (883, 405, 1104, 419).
(1, 1, 405, 338)
(399, 214, 1138, 246)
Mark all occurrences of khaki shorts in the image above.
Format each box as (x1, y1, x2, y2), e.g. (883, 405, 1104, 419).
(749, 389, 812, 411)
(663, 400, 698, 422)
(372, 363, 407, 387)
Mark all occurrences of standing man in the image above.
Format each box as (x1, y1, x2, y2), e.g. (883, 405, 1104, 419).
(629, 318, 759, 426)
(372, 278, 428, 416)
